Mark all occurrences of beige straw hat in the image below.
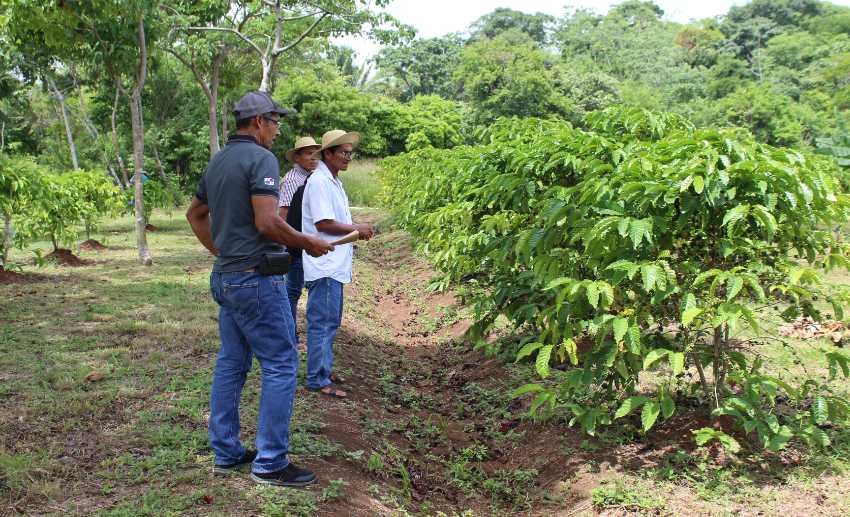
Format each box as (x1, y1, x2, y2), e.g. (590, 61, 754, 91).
(320, 129, 360, 150)
(285, 136, 321, 163)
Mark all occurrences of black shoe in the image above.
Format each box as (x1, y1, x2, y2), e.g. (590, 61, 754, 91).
(251, 463, 317, 487)
(213, 449, 257, 476)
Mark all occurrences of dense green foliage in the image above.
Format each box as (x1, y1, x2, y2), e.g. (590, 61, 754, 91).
(5, 1, 850, 192)
(0, 155, 123, 255)
(381, 106, 850, 451)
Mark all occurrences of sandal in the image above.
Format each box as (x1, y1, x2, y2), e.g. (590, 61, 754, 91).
(329, 372, 345, 384)
(308, 384, 347, 399)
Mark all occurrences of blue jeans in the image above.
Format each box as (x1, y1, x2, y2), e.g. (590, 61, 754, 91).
(305, 277, 344, 390)
(208, 271, 298, 474)
(285, 255, 304, 341)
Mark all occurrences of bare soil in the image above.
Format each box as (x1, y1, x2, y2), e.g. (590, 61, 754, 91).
(79, 239, 107, 251)
(0, 268, 44, 284)
(44, 248, 88, 267)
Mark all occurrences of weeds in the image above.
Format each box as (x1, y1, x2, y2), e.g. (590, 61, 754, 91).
(591, 479, 666, 512)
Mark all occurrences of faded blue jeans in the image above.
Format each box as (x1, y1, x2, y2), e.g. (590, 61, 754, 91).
(209, 271, 298, 474)
(285, 255, 304, 341)
(304, 277, 344, 390)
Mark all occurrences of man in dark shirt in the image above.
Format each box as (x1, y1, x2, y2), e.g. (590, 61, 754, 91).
(186, 91, 332, 487)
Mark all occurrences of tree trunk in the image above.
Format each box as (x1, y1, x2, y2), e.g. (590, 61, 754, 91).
(151, 144, 169, 185)
(130, 16, 152, 266)
(220, 98, 229, 143)
(208, 90, 220, 157)
(1, 211, 12, 269)
(208, 49, 226, 156)
(712, 326, 723, 409)
(106, 165, 122, 187)
(259, 57, 272, 93)
(48, 77, 80, 170)
(112, 84, 129, 188)
(166, 46, 226, 157)
(0, 121, 5, 152)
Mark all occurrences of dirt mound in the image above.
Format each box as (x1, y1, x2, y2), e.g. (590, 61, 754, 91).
(0, 268, 43, 284)
(45, 249, 88, 267)
(79, 239, 107, 251)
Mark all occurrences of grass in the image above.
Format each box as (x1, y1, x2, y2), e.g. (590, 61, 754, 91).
(340, 158, 381, 207)
(1, 208, 850, 516)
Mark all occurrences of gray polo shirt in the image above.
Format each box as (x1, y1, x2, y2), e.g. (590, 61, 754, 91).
(195, 135, 283, 272)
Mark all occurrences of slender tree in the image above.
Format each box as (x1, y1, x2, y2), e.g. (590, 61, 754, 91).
(5, 0, 160, 265)
(178, 0, 411, 93)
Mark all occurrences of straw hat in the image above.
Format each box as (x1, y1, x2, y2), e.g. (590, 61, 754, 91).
(285, 136, 321, 163)
(320, 129, 360, 151)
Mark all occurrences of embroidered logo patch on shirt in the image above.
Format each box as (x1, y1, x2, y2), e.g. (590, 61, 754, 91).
(264, 177, 275, 186)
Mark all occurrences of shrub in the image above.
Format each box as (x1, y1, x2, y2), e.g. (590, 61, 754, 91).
(380, 106, 850, 451)
(18, 169, 123, 251)
(0, 154, 45, 266)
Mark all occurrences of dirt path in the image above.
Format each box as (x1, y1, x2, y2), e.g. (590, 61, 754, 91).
(294, 220, 610, 516)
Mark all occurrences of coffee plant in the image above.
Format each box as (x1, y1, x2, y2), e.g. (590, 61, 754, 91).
(73, 170, 125, 240)
(380, 106, 850, 452)
(0, 154, 45, 267)
(14, 167, 123, 252)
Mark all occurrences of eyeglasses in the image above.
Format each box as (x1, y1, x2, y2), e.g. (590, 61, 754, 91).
(262, 116, 280, 127)
(337, 150, 355, 160)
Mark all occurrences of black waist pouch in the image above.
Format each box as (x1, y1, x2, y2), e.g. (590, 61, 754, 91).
(257, 252, 291, 275)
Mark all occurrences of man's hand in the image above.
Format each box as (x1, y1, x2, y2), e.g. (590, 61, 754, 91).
(303, 235, 334, 257)
(355, 223, 375, 240)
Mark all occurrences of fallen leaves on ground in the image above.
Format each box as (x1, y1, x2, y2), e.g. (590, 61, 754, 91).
(777, 316, 848, 344)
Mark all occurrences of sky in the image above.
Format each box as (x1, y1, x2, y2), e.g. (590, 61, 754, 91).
(336, 0, 850, 63)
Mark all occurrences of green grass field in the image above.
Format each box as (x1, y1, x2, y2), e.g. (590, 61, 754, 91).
(0, 209, 848, 516)
(340, 158, 382, 207)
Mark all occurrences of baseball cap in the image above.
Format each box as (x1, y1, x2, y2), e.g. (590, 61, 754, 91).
(233, 91, 294, 120)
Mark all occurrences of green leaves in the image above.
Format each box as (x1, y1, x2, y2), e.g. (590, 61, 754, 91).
(641, 264, 660, 293)
(585, 282, 600, 309)
(682, 307, 703, 326)
(641, 400, 660, 432)
(612, 317, 628, 344)
(383, 104, 850, 452)
(811, 396, 828, 425)
(643, 349, 668, 369)
(628, 218, 653, 249)
(669, 352, 685, 376)
(722, 204, 750, 235)
(692, 175, 705, 194)
(692, 428, 741, 453)
(826, 352, 850, 380)
(515, 342, 543, 362)
(535, 344, 554, 378)
(614, 396, 648, 419)
(726, 276, 744, 301)
(10, 167, 122, 252)
(612, 393, 671, 432)
(624, 325, 641, 354)
(643, 348, 685, 376)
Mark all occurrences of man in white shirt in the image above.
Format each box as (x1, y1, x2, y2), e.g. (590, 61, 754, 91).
(278, 136, 321, 352)
(301, 130, 374, 398)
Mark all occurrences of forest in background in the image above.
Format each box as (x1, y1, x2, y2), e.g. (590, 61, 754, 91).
(3, 0, 850, 194)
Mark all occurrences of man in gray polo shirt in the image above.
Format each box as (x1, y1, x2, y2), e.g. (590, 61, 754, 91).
(186, 91, 332, 487)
